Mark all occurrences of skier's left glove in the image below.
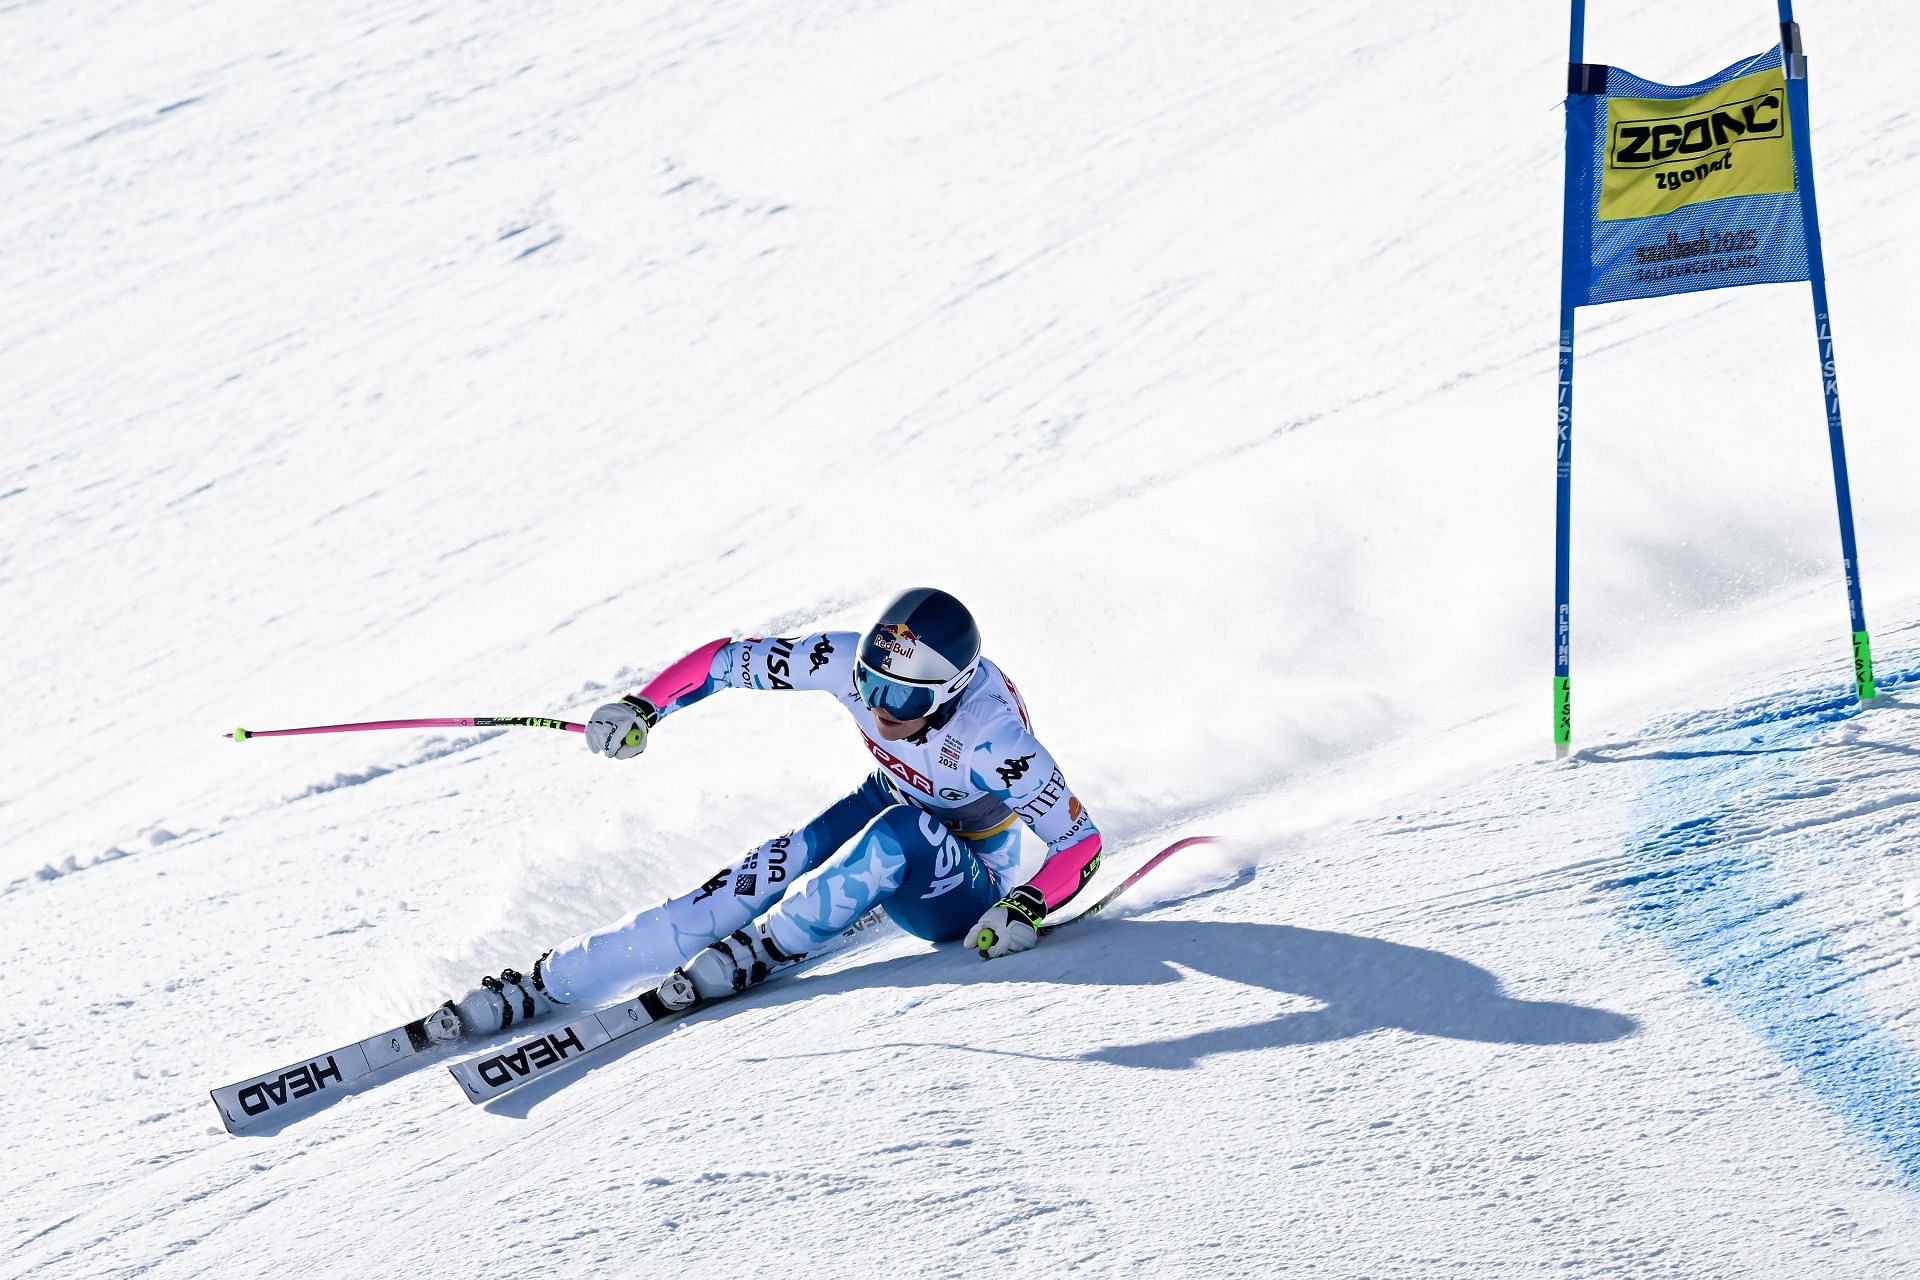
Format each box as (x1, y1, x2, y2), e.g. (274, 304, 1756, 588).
(584, 695, 658, 759)
(971, 885, 1045, 959)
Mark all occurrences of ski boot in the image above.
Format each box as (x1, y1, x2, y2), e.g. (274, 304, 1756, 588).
(663, 920, 804, 1010)
(439, 955, 558, 1039)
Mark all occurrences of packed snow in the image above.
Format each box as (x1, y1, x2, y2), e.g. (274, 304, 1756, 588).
(4, 0, 1917, 1275)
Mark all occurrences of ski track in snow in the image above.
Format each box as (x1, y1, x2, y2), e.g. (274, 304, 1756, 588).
(9, 657, 1920, 1278)
(7, 0, 1920, 1274)
(1, 731, 513, 898)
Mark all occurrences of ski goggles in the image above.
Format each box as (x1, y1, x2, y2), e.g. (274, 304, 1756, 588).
(854, 660, 943, 721)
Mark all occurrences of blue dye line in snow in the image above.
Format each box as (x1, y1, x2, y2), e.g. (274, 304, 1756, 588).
(1606, 664, 1920, 1186)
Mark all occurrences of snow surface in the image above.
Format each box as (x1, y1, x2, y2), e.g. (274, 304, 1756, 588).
(4, 0, 1919, 1274)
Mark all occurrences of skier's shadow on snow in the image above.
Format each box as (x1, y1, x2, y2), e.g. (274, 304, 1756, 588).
(744, 910, 1635, 1072)
(486, 878, 1636, 1113)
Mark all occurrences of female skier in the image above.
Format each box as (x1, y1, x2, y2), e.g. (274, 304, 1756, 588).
(434, 587, 1104, 1038)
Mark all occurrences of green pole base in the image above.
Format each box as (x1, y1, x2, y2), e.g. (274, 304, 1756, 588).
(1553, 676, 1572, 757)
(1852, 630, 1876, 701)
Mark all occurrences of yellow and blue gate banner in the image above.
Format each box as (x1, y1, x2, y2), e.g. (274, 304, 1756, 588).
(1552, 4, 1876, 758)
(1567, 48, 1808, 307)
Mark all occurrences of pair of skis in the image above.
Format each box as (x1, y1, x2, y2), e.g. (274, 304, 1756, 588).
(208, 907, 889, 1136)
(210, 835, 1217, 1134)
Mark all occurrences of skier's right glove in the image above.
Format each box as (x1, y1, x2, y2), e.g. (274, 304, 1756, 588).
(584, 695, 658, 759)
(971, 885, 1045, 959)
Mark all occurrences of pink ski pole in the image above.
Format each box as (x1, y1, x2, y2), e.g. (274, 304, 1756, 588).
(227, 715, 599, 742)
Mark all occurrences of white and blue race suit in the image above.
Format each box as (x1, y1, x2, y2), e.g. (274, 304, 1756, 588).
(538, 632, 1104, 1008)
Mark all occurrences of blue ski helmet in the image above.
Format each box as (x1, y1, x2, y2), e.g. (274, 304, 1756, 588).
(853, 588, 981, 721)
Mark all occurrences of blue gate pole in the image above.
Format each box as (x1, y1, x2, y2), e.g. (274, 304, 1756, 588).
(1778, 1, 1877, 700)
(1553, 0, 1588, 758)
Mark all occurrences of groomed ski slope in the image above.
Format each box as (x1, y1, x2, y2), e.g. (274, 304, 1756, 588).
(4, 0, 1918, 1275)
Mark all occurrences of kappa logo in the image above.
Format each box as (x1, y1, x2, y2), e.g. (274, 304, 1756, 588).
(808, 636, 834, 675)
(475, 1028, 586, 1088)
(996, 753, 1036, 788)
(237, 1056, 345, 1116)
(691, 867, 732, 903)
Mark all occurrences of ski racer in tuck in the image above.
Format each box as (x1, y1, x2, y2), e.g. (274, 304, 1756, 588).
(432, 587, 1105, 1038)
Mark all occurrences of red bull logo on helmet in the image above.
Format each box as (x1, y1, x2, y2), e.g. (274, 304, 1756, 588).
(874, 622, 920, 663)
